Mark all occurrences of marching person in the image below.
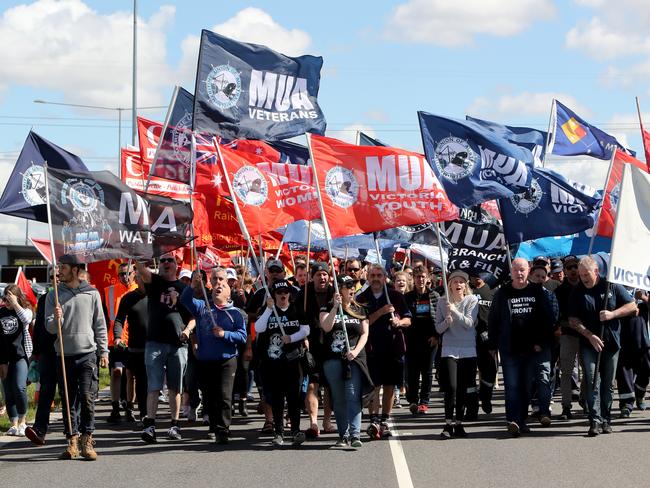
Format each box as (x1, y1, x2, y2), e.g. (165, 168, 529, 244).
(0, 284, 34, 437)
(488, 258, 555, 437)
(320, 275, 373, 448)
(255, 279, 310, 447)
(136, 254, 194, 443)
(181, 268, 246, 444)
(45, 255, 108, 460)
(435, 271, 478, 438)
(357, 264, 411, 439)
(568, 256, 637, 436)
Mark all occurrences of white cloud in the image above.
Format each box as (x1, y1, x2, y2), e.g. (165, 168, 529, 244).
(384, 0, 555, 47)
(545, 158, 609, 189)
(177, 7, 312, 87)
(566, 18, 650, 60)
(466, 91, 590, 119)
(364, 109, 389, 122)
(0, 0, 176, 111)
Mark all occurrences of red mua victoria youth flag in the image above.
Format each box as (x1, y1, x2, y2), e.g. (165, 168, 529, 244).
(208, 141, 319, 235)
(309, 134, 458, 238)
(596, 149, 649, 238)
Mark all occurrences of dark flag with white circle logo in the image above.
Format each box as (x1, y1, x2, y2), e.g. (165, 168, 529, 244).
(46, 167, 193, 263)
(498, 167, 601, 245)
(0, 131, 88, 222)
(418, 111, 535, 208)
(193, 30, 327, 141)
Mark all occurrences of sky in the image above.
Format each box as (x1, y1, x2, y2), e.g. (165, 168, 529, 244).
(1, 0, 649, 241)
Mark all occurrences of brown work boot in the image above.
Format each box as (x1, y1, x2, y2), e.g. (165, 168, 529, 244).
(60, 435, 80, 460)
(80, 433, 98, 461)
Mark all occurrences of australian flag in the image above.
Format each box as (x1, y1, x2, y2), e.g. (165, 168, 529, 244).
(418, 112, 535, 208)
(193, 30, 327, 141)
(499, 167, 601, 244)
(0, 131, 88, 222)
(548, 99, 632, 160)
(268, 139, 311, 165)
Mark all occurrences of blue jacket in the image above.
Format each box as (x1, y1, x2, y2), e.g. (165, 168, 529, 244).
(181, 287, 247, 361)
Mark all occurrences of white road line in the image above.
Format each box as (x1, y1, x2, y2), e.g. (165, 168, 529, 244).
(388, 420, 415, 488)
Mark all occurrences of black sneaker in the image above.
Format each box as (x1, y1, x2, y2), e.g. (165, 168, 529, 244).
(379, 422, 392, 438)
(454, 424, 467, 438)
(560, 407, 573, 420)
(619, 407, 631, 418)
(587, 421, 601, 437)
(141, 425, 157, 443)
(239, 400, 248, 418)
(292, 431, 306, 446)
(441, 424, 454, 439)
(271, 434, 284, 447)
(124, 410, 136, 423)
(507, 422, 520, 437)
(216, 431, 229, 444)
(601, 422, 613, 434)
(107, 409, 121, 424)
(481, 398, 493, 415)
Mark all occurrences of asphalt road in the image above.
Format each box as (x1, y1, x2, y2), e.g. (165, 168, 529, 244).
(2, 387, 650, 488)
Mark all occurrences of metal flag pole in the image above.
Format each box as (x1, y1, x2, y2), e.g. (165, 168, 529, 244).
(587, 149, 617, 256)
(305, 134, 350, 352)
(274, 227, 287, 261)
(303, 220, 312, 311)
(43, 163, 73, 437)
(495, 200, 514, 274)
(541, 98, 557, 168)
(131, 0, 138, 146)
(372, 232, 393, 305)
(434, 223, 449, 298)
(213, 139, 285, 335)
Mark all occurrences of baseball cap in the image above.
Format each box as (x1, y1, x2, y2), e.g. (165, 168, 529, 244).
(447, 270, 469, 283)
(266, 259, 284, 271)
(530, 264, 548, 275)
(310, 262, 329, 277)
(179, 269, 192, 280)
(271, 279, 291, 295)
(550, 259, 563, 274)
(337, 275, 355, 288)
(563, 255, 579, 266)
(533, 255, 550, 265)
(59, 254, 82, 265)
(225, 268, 237, 281)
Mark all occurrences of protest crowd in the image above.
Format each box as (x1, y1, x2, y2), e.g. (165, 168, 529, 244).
(1, 28, 650, 463)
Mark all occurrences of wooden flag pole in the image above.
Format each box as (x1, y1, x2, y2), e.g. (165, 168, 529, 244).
(43, 163, 73, 437)
(303, 220, 312, 311)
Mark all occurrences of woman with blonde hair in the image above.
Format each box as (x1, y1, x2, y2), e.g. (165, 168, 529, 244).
(435, 271, 478, 438)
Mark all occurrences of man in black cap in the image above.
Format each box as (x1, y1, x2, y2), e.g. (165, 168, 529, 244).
(297, 262, 335, 437)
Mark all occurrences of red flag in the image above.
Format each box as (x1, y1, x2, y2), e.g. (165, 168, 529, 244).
(137, 116, 163, 164)
(309, 134, 458, 238)
(120, 147, 192, 199)
(596, 150, 649, 237)
(14, 267, 37, 307)
(199, 142, 319, 236)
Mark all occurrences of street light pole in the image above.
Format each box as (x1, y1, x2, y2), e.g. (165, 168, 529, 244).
(132, 0, 138, 147)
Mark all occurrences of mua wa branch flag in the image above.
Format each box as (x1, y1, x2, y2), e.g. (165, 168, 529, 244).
(547, 99, 630, 160)
(499, 167, 601, 244)
(0, 131, 88, 221)
(193, 30, 326, 141)
(418, 112, 535, 208)
(47, 167, 193, 263)
(607, 164, 650, 292)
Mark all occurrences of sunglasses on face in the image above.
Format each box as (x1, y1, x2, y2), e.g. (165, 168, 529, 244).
(346, 268, 360, 272)
(159, 258, 176, 264)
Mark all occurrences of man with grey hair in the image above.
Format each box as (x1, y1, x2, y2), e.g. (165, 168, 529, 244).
(568, 255, 637, 436)
(488, 258, 556, 437)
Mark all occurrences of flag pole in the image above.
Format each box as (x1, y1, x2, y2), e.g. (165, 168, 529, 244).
(213, 139, 285, 335)
(434, 223, 449, 298)
(495, 200, 514, 273)
(144, 86, 179, 195)
(355, 130, 361, 146)
(372, 232, 393, 306)
(274, 227, 287, 261)
(541, 98, 556, 168)
(303, 220, 312, 311)
(305, 134, 350, 352)
(43, 163, 73, 438)
(587, 149, 617, 256)
(635, 96, 649, 170)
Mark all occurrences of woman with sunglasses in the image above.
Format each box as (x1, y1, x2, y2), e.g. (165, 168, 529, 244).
(0, 285, 34, 436)
(255, 279, 309, 447)
(320, 275, 373, 448)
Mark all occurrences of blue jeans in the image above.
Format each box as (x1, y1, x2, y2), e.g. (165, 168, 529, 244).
(526, 348, 552, 416)
(2, 358, 28, 421)
(500, 352, 531, 426)
(323, 359, 363, 440)
(581, 344, 619, 423)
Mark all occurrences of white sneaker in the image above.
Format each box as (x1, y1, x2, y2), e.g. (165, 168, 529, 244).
(17, 424, 26, 436)
(6, 426, 18, 436)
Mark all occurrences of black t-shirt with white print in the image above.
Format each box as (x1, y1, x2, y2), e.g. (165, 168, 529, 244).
(320, 305, 366, 362)
(257, 303, 305, 362)
(144, 273, 192, 346)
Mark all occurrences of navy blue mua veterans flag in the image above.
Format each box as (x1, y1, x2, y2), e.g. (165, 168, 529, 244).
(0, 131, 88, 221)
(46, 167, 194, 263)
(193, 30, 327, 141)
(499, 167, 601, 244)
(418, 112, 534, 208)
